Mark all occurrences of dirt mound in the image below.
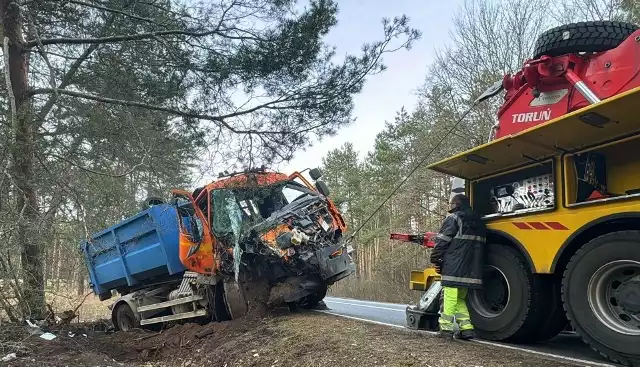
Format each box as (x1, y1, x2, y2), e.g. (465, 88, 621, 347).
(1, 311, 582, 367)
(0, 306, 284, 366)
(0, 322, 133, 366)
(125, 308, 274, 361)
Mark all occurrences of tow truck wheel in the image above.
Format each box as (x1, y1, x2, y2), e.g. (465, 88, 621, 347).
(562, 231, 640, 366)
(467, 244, 543, 342)
(113, 303, 140, 332)
(533, 20, 639, 59)
(529, 276, 568, 342)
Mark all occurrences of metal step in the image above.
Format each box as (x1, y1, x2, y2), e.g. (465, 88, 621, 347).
(137, 295, 203, 312)
(140, 309, 207, 325)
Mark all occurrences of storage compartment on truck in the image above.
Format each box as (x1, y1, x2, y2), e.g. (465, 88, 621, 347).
(471, 161, 555, 218)
(81, 204, 186, 300)
(564, 134, 640, 206)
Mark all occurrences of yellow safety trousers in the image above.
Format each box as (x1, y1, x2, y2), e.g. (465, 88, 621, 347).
(439, 286, 473, 331)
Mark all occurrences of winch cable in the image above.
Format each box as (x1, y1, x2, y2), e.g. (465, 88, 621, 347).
(345, 101, 481, 245)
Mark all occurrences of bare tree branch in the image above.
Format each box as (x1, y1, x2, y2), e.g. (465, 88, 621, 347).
(64, 0, 158, 24)
(34, 14, 117, 126)
(30, 87, 311, 134)
(26, 12, 57, 97)
(25, 27, 262, 48)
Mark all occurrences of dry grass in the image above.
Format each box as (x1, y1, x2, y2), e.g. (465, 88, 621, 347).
(46, 289, 109, 322)
(1, 310, 583, 367)
(0, 282, 109, 323)
(227, 312, 580, 367)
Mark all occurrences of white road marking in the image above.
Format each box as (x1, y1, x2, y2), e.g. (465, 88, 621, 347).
(325, 296, 410, 308)
(324, 299, 405, 312)
(318, 310, 409, 329)
(318, 311, 617, 367)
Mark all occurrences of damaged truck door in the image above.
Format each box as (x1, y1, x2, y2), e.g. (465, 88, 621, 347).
(173, 190, 216, 273)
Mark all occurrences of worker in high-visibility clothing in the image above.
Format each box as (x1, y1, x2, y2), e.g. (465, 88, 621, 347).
(430, 194, 485, 340)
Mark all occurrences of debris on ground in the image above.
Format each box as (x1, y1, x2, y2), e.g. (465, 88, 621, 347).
(38, 333, 56, 341)
(0, 309, 584, 367)
(1, 353, 17, 362)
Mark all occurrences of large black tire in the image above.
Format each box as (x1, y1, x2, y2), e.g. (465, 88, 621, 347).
(212, 283, 231, 322)
(468, 244, 560, 342)
(297, 286, 328, 309)
(529, 275, 569, 342)
(223, 280, 248, 320)
(467, 244, 532, 341)
(113, 303, 140, 332)
(562, 231, 640, 367)
(533, 21, 639, 59)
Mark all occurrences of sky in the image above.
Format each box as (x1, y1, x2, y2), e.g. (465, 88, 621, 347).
(275, 0, 461, 175)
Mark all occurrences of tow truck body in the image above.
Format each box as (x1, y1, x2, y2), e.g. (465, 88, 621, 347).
(392, 21, 640, 366)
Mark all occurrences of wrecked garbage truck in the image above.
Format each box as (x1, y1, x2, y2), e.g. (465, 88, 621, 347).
(81, 167, 355, 331)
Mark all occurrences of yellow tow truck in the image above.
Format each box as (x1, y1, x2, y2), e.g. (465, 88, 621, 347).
(397, 21, 640, 366)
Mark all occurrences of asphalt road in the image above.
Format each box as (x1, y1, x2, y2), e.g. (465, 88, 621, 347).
(323, 296, 617, 366)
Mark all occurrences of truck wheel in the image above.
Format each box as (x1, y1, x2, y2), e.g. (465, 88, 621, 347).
(562, 231, 640, 366)
(208, 283, 230, 322)
(223, 280, 248, 320)
(467, 244, 540, 342)
(533, 21, 639, 59)
(113, 303, 139, 332)
(528, 275, 568, 342)
(297, 286, 327, 309)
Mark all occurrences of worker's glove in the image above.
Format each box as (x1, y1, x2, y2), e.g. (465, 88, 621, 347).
(434, 263, 442, 274)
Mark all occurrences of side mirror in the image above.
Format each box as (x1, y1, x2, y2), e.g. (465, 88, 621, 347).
(140, 196, 165, 210)
(309, 168, 323, 181)
(315, 180, 330, 197)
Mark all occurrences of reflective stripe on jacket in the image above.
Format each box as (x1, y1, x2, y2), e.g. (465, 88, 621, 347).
(429, 206, 486, 289)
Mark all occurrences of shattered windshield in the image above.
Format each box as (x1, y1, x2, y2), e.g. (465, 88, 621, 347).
(211, 189, 244, 238)
(210, 180, 318, 235)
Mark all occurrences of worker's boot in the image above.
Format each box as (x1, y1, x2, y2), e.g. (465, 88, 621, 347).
(458, 329, 475, 340)
(437, 328, 454, 339)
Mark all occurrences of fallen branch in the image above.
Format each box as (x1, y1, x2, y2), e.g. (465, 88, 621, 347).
(45, 303, 56, 323)
(59, 291, 92, 324)
(135, 331, 162, 342)
(195, 328, 215, 339)
(45, 291, 93, 325)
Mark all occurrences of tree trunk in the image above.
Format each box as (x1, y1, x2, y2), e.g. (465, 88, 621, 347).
(1, 0, 44, 318)
(53, 238, 61, 291)
(76, 268, 85, 296)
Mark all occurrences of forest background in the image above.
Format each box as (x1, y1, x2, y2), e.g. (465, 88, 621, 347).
(0, 0, 637, 321)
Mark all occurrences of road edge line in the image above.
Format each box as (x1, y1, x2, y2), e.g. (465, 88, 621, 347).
(325, 300, 405, 312)
(317, 310, 616, 367)
(325, 296, 410, 308)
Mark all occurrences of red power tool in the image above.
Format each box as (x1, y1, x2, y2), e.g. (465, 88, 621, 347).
(389, 232, 437, 248)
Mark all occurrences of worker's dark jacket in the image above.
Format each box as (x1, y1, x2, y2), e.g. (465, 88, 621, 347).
(430, 205, 486, 289)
